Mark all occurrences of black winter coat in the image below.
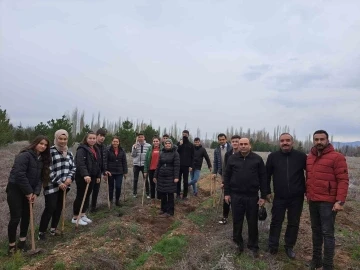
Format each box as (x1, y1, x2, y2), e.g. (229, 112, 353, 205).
(105, 146, 128, 175)
(266, 149, 307, 198)
(155, 148, 180, 193)
(193, 145, 211, 170)
(7, 150, 43, 196)
(96, 143, 107, 175)
(75, 144, 101, 179)
(177, 138, 194, 167)
(224, 152, 267, 198)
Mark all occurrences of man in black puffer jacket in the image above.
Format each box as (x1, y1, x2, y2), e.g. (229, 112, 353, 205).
(188, 138, 211, 196)
(154, 139, 180, 217)
(176, 130, 194, 200)
(224, 137, 267, 258)
(266, 133, 307, 259)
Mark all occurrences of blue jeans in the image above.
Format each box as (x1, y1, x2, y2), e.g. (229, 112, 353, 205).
(188, 170, 201, 193)
(108, 174, 123, 202)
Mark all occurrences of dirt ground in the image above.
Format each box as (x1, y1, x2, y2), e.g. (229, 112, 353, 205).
(0, 143, 359, 270)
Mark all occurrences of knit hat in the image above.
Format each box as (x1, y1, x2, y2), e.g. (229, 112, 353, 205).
(164, 139, 173, 146)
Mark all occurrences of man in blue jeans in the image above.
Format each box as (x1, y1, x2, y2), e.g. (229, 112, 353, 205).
(188, 138, 212, 196)
(306, 130, 349, 270)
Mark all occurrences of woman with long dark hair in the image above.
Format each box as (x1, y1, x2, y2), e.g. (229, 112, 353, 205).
(72, 132, 101, 225)
(6, 135, 51, 255)
(38, 129, 76, 240)
(104, 136, 128, 206)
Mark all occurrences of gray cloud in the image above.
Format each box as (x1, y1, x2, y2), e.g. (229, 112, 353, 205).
(0, 0, 359, 142)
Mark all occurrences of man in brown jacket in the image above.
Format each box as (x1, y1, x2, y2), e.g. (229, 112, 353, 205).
(306, 130, 349, 270)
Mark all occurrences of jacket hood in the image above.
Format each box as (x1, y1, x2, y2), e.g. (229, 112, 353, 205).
(109, 145, 125, 152)
(195, 145, 203, 149)
(77, 143, 95, 152)
(21, 149, 38, 159)
(162, 146, 175, 152)
(310, 143, 335, 156)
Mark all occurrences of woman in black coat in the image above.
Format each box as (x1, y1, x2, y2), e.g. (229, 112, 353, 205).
(72, 132, 101, 225)
(6, 135, 51, 255)
(153, 139, 180, 217)
(104, 136, 128, 206)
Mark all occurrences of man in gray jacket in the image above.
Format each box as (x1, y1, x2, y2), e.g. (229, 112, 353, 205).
(131, 132, 151, 198)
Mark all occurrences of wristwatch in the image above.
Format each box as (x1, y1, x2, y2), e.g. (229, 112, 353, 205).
(336, 201, 345, 206)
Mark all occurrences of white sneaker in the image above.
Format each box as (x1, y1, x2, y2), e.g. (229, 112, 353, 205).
(72, 218, 88, 226)
(81, 215, 92, 223)
(147, 195, 151, 199)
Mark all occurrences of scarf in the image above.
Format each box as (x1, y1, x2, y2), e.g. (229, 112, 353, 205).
(54, 129, 69, 158)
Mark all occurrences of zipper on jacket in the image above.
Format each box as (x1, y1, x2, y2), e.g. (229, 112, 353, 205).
(287, 156, 290, 194)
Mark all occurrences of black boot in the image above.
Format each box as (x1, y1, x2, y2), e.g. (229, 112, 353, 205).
(7, 245, 16, 256)
(115, 200, 120, 206)
(17, 240, 28, 252)
(285, 248, 296, 259)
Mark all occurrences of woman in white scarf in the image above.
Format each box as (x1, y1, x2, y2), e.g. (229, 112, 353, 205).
(38, 129, 76, 239)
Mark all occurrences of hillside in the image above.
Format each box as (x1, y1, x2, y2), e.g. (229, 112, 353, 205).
(0, 143, 359, 270)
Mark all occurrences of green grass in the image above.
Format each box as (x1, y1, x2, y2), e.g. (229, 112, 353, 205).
(94, 223, 109, 237)
(129, 223, 139, 234)
(234, 253, 267, 270)
(53, 261, 66, 270)
(168, 220, 181, 231)
(126, 234, 188, 270)
(351, 245, 360, 260)
(187, 198, 215, 228)
(2, 252, 25, 270)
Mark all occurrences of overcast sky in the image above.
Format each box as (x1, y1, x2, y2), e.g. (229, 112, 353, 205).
(1, 0, 359, 142)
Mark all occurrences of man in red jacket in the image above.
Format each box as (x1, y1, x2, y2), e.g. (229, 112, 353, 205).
(306, 130, 349, 270)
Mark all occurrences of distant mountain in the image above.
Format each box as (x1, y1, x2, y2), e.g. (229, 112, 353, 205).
(332, 141, 360, 147)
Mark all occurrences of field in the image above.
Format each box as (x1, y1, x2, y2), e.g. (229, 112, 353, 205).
(0, 142, 359, 270)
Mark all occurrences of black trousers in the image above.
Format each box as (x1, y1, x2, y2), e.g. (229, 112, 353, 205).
(133, 166, 149, 195)
(148, 170, 157, 199)
(309, 201, 337, 270)
(73, 176, 96, 215)
(7, 183, 31, 243)
(160, 192, 174, 215)
(231, 193, 259, 251)
(268, 196, 304, 250)
(39, 190, 68, 233)
(91, 180, 101, 209)
(108, 174, 123, 202)
(177, 166, 189, 197)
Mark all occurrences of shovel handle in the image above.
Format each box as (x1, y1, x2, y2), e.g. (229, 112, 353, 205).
(76, 182, 89, 227)
(29, 201, 36, 251)
(61, 190, 66, 233)
(106, 177, 111, 210)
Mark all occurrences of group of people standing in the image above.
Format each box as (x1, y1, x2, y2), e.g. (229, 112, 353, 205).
(212, 130, 349, 270)
(5, 128, 212, 253)
(5, 127, 349, 270)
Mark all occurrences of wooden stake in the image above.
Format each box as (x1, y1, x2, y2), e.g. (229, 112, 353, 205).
(106, 177, 111, 210)
(61, 190, 66, 234)
(76, 182, 89, 227)
(29, 202, 35, 251)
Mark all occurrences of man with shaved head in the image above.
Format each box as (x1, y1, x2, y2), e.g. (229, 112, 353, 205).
(266, 133, 307, 259)
(223, 137, 267, 258)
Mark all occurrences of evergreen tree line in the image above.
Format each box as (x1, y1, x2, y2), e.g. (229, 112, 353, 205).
(1, 106, 359, 156)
